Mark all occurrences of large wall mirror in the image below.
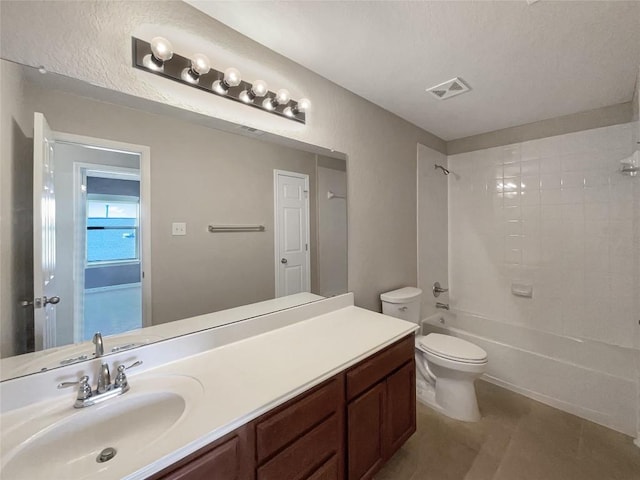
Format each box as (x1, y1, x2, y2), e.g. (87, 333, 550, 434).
(0, 59, 348, 381)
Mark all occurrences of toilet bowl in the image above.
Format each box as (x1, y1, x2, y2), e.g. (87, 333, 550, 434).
(415, 333, 487, 422)
(381, 287, 488, 422)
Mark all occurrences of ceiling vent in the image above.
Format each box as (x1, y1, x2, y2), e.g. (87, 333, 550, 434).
(237, 125, 265, 136)
(426, 77, 471, 100)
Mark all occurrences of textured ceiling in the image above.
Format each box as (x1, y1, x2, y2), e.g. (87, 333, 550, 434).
(186, 1, 640, 141)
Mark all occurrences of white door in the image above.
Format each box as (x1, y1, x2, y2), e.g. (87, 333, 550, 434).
(33, 112, 59, 350)
(274, 170, 310, 297)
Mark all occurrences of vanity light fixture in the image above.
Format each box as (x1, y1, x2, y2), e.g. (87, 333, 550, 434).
(132, 37, 308, 124)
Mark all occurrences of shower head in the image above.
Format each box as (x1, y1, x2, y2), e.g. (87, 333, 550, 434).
(434, 164, 450, 175)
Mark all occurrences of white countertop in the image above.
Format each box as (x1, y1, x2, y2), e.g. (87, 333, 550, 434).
(0, 292, 323, 381)
(1, 304, 417, 480)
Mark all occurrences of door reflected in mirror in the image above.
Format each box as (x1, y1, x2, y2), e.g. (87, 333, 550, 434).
(1, 59, 348, 381)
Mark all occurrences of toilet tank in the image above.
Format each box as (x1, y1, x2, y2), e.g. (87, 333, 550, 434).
(380, 287, 422, 324)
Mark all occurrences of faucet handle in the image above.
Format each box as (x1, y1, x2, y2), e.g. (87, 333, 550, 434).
(58, 375, 92, 401)
(114, 361, 143, 389)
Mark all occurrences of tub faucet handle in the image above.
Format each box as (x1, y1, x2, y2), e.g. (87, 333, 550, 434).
(433, 282, 449, 298)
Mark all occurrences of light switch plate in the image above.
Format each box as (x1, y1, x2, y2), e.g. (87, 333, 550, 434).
(172, 222, 187, 236)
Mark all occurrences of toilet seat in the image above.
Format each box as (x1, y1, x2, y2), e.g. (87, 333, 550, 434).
(416, 334, 487, 364)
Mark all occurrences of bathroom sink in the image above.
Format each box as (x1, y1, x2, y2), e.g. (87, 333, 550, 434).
(1, 374, 203, 480)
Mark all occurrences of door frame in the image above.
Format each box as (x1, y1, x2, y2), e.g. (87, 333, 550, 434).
(273, 169, 311, 297)
(55, 132, 152, 329)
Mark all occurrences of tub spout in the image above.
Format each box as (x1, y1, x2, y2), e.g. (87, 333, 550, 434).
(436, 302, 450, 310)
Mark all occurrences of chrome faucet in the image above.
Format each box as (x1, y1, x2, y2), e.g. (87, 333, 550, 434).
(96, 363, 111, 394)
(92, 332, 104, 358)
(436, 302, 450, 310)
(57, 360, 142, 408)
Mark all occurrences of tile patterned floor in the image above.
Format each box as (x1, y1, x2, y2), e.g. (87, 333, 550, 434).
(376, 381, 640, 480)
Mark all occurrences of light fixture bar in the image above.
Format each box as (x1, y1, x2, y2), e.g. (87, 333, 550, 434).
(131, 37, 307, 124)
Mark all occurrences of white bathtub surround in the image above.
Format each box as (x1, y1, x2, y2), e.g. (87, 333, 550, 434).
(446, 121, 639, 437)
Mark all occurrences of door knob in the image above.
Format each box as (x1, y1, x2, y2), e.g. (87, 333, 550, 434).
(281, 258, 288, 264)
(20, 296, 60, 308)
(43, 296, 61, 306)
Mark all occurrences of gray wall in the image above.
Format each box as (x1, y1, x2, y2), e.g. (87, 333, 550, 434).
(634, 66, 639, 122)
(448, 102, 634, 155)
(417, 144, 449, 319)
(0, 0, 447, 314)
(0, 60, 32, 357)
(316, 160, 347, 297)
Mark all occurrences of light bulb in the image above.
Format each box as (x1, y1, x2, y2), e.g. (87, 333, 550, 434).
(276, 89, 290, 105)
(143, 54, 163, 71)
(150, 37, 173, 61)
(252, 80, 268, 97)
(181, 68, 198, 84)
(297, 98, 311, 112)
(239, 90, 252, 103)
(262, 97, 276, 110)
(212, 80, 228, 95)
(223, 67, 241, 87)
(283, 106, 295, 117)
(190, 53, 211, 75)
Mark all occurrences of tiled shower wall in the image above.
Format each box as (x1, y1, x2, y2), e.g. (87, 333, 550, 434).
(449, 122, 639, 349)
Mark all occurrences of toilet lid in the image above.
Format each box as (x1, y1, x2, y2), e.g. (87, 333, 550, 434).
(417, 334, 487, 364)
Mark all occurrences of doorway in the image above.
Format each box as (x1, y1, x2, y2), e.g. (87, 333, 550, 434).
(32, 111, 151, 349)
(78, 166, 142, 341)
(274, 170, 311, 297)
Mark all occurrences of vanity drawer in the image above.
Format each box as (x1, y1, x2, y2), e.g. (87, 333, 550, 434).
(308, 454, 340, 480)
(150, 424, 254, 480)
(257, 413, 340, 480)
(346, 335, 414, 401)
(256, 375, 343, 463)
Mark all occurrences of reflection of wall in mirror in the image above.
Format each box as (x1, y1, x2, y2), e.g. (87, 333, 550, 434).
(0, 60, 33, 358)
(317, 156, 347, 297)
(0, 60, 330, 358)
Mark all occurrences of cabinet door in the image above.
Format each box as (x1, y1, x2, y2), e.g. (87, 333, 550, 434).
(385, 360, 416, 457)
(347, 382, 386, 480)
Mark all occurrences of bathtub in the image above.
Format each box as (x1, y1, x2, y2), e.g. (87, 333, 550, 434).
(421, 309, 639, 438)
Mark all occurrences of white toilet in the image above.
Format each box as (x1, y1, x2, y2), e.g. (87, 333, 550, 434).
(381, 287, 488, 422)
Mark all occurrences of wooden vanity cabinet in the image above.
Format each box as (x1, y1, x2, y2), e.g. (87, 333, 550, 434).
(149, 423, 255, 480)
(345, 335, 416, 480)
(146, 334, 415, 480)
(254, 374, 345, 480)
